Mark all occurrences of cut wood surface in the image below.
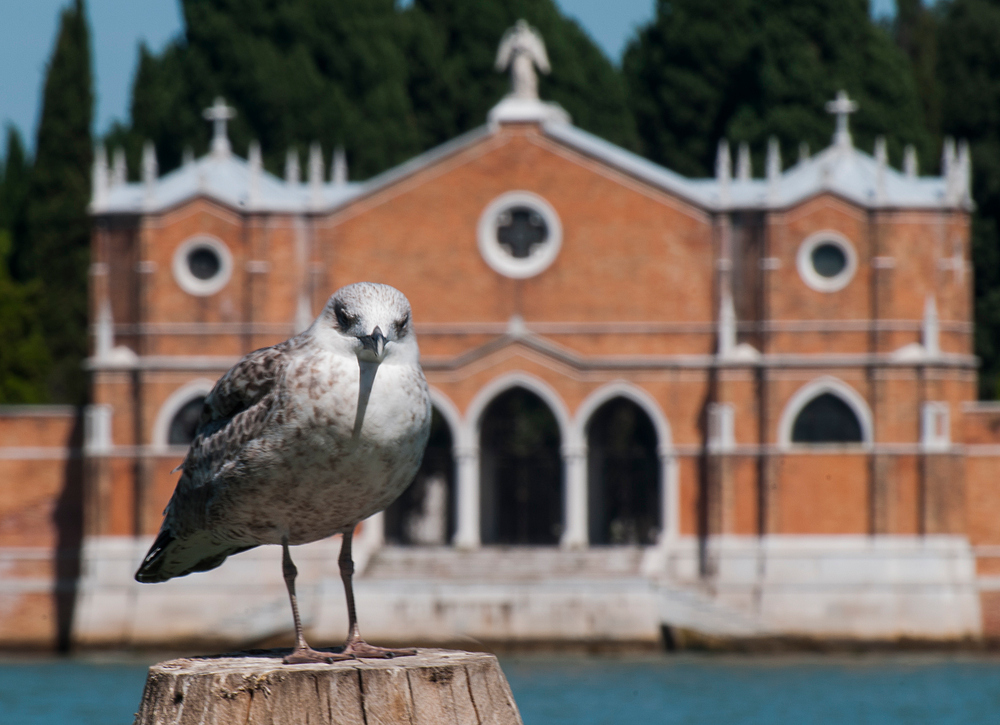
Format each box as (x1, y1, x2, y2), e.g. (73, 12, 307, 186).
(133, 648, 524, 725)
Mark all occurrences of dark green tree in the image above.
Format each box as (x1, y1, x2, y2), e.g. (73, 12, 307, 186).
(623, 0, 933, 177)
(0, 126, 31, 282)
(405, 0, 637, 151)
(127, 0, 422, 179)
(0, 230, 51, 404)
(26, 0, 93, 404)
(938, 0, 1000, 396)
(123, 0, 634, 178)
(896, 0, 942, 141)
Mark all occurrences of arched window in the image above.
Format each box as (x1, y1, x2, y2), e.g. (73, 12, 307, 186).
(790, 393, 863, 444)
(587, 398, 660, 545)
(385, 408, 455, 545)
(167, 396, 205, 446)
(480, 387, 563, 545)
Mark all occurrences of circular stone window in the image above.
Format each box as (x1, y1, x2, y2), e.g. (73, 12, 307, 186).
(796, 231, 857, 292)
(477, 191, 562, 278)
(172, 236, 233, 296)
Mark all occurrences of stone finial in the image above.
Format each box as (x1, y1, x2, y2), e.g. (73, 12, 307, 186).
(142, 141, 158, 198)
(203, 97, 236, 157)
(308, 143, 324, 208)
(957, 140, 972, 205)
(874, 136, 888, 206)
(942, 137, 956, 177)
(92, 145, 109, 209)
(332, 146, 348, 186)
(798, 142, 810, 165)
(766, 137, 781, 203)
(112, 147, 127, 187)
(285, 148, 300, 185)
(904, 145, 918, 178)
(736, 141, 752, 181)
(826, 90, 859, 148)
(248, 140, 262, 207)
(496, 20, 550, 100)
(716, 139, 731, 205)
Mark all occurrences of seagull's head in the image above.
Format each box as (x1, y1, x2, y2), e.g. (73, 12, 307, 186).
(316, 282, 418, 364)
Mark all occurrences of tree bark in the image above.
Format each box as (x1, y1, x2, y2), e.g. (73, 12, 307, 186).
(133, 648, 524, 725)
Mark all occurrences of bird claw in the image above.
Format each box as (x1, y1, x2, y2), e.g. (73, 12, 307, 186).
(341, 639, 417, 659)
(282, 646, 350, 664)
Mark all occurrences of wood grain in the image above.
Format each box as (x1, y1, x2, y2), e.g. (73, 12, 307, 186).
(133, 649, 523, 725)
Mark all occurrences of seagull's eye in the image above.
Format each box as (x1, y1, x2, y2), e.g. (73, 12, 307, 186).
(394, 313, 410, 339)
(333, 302, 356, 331)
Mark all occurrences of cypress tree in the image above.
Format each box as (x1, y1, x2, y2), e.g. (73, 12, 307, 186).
(895, 0, 942, 141)
(128, 0, 421, 179)
(0, 128, 50, 403)
(623, 0, 933, 177)
(26, 0, 93, 404)
(0, 126, 31, 282)
(124, 0, 635, 178)
(938, 0, 1000, 396)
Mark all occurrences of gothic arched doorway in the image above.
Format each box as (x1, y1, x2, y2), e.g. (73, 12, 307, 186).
(480, 387, 563, 545)
(587, 398, 660, 545)
(385, 407, 455, 545)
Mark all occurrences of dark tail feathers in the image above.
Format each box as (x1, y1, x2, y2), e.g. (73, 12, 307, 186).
(135, 529, 256, 583)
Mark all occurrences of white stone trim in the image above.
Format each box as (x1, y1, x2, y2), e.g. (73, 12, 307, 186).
(424, 387, 471, 549)
(477, 191, 562, 279)
(777, 376, 873, 450)
(151, 379, 215, 450)
(921, 401, 951, 452)
(796, 230, 857, 293)
(171, 235, 233, 296)
(465, 372, 572, 443)
(427, 387, 466, 450)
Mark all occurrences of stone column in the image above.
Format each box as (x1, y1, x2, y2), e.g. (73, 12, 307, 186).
(561, 444, 588, 549)
(453, 445, 480, 549)
(659, 449, 679, 543)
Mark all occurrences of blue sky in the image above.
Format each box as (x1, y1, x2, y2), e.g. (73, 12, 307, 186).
(1, 0, 898, 152)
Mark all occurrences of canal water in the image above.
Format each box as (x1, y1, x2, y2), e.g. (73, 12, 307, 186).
(2, 652, 999, 724)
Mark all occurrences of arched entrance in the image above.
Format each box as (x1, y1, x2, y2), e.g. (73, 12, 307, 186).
(168, 396, 205, 445)
(586, 398, 660, 545)
(480, 387, 563, 545)
(385, 407, 455, 545)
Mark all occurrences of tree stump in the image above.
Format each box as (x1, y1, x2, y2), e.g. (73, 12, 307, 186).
(133, 648, 524, 725)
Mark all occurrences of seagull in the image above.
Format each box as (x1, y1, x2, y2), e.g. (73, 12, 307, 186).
(135, 282, 432, 664)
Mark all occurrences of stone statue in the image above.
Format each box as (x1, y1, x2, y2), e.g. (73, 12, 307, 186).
(495, 20, 550, 100)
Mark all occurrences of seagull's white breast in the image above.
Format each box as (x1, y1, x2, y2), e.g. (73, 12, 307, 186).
(258, 349, 432, 544)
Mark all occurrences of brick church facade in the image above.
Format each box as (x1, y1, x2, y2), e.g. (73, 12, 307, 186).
(2, 30, 1000, 648)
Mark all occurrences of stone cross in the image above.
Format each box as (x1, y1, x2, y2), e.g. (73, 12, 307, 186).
(825, 90, 858, 148)
(203, 97, 237, 156)
(495, 20, 550, 100)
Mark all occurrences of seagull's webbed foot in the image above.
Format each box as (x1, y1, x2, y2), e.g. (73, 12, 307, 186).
(341, 636, 417, 660)
(282, 645, 351, 664)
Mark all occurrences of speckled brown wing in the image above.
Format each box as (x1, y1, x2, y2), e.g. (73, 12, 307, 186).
(137, 341, 302, 583)
(174, 341, 300, 505)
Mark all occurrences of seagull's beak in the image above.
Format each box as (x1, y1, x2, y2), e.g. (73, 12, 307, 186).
(359, 326, 387, 362)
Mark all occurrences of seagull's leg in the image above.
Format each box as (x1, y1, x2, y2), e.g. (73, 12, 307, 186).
(281, 537, 347, 664)
(338, 529, 416, 659)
